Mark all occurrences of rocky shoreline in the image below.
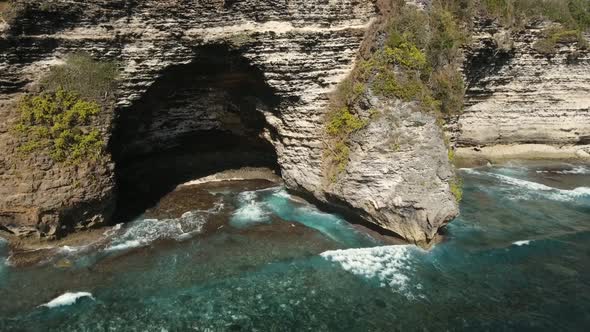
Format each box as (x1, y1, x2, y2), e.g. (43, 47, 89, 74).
(0, 167, 405, 267)
(0, 168, 276, 265)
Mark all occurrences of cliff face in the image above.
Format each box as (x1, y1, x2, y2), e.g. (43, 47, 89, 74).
(0, 0, 459, 243)
(457, 20, 590, 161)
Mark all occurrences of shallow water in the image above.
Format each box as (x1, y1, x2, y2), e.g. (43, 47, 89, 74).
(1, 163, 590, 331)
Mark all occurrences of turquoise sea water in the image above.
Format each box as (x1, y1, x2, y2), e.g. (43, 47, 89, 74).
(1, 163, 589, 331)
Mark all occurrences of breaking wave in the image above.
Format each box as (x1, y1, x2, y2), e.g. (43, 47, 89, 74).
(229, 188, 375, 247)
(463, 169, 590, 202)
(40, 292, 94, 308)
(513, 240, 532, 246)
(321, 245, 423, 299)
(536, 165, 590, 175)
(230, 191, 272, 228)
(105, 211, 207, 252)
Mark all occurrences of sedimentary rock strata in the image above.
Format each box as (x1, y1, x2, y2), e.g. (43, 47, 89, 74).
(0, 0, 459, 243)
(458, 20, 590, 161)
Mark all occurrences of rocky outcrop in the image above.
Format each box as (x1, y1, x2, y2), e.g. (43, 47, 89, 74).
(324, 94, 458, 242)
(457, 20, 590, 162)
(0, 0, 458, 243)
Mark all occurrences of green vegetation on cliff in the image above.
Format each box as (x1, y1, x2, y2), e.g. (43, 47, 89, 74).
(13, 54, 118, 163)
(15, 89, 103, 162)
(479, 0, 590, 29)
(324, 1, 466, 181)
(450, 176, 464, 202)
(325, 107, 367, 180)
(476, 0, 590, 53)
(42, 54, 119, 103)
(534, 26, 588, 53)
(323, 0, 589, 184)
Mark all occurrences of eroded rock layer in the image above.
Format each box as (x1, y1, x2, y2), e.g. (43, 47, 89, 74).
(458, 21, 590, 161)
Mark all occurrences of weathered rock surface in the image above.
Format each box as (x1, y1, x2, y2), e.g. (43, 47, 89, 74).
(326, 94, 459, 242)
(457, 20, 590, 161)
(0, 0, 458, 243)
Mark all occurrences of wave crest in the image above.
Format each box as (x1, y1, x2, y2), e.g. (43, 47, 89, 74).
(40, 292, 94, 308)
(464, 169, 590, 202)
(106, 211, 207, 252)
(321, 246, 423, 299)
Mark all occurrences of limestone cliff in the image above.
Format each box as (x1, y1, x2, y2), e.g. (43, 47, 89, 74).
(456, 19, 590, 162)
(0, 0, 458, 244)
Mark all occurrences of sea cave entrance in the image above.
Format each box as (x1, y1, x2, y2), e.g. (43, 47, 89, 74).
(110, 45, 281, 222)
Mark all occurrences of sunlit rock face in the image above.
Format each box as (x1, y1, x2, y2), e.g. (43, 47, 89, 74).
(456, 20, 590, 160)
(0, 0, 459, 243)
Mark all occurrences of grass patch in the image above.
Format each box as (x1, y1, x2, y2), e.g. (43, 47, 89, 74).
(13, 54, 118, 163)
(534, 26, 588, 53)
(326, 107, 367, 137)
(14, 89, 104, 163)
(324, 106, 367, 181)
(447, 148, 456, 164)
(41, 54, 119, 104)
(370, 3, 466, 117)
(450, 176, 463, 202)
(476, 0, 590, 28)
(373, 71, 426, 102)
(430, 65, 465, 115)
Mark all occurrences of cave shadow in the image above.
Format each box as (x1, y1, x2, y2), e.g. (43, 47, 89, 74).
(109, 44, 282, 223)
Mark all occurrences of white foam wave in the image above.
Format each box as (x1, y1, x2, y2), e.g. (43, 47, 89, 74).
(58, 245, 84, 254)
(468, 169, 590, 202)
(106, 240, 143, 252)
(271, 188, 294, 200)
(103, 223, 123, 237)
(321, 246, 422, 299)
(40, 292, 94, 308)
(536, 165, 590, 175)
(106, 211, 206, 252)
(232, 204, 270, 222)
(459, 168, 478, 174)
(513, 240, 531, 246)
(491, 173, 554, 191)
(572, 187, 590, 195)
(230, 190, 272, 228)
(207, 201, 225, 213)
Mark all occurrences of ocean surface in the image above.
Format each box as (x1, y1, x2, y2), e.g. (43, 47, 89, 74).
(1, 163, 589, 331)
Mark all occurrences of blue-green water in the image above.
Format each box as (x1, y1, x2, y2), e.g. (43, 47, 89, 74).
(1, 163, 590, 331)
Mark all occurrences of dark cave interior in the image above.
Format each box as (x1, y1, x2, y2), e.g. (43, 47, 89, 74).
(110, 45, 282, 222)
